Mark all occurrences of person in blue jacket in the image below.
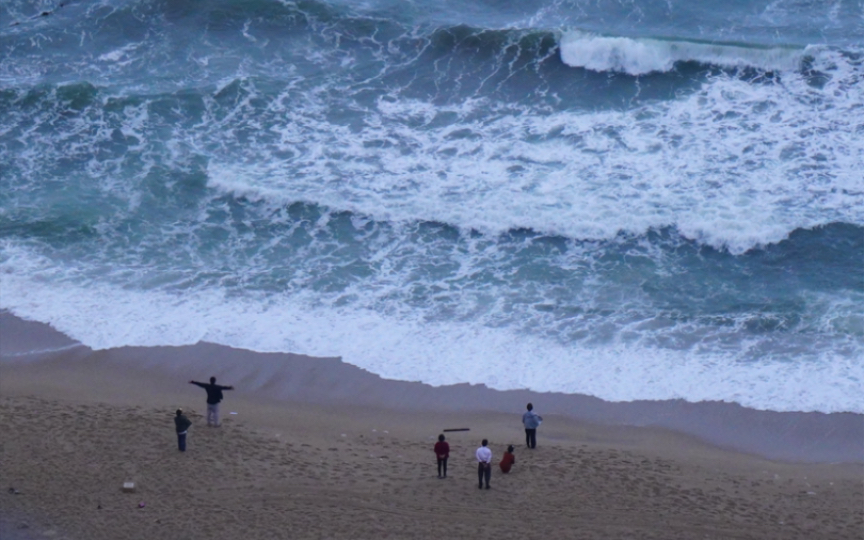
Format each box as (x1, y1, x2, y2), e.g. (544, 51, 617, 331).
(522, 402, 543, 449)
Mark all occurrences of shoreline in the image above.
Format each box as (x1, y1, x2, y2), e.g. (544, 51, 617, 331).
(1, 312, 862, 539)
(1, 312, 861, 464)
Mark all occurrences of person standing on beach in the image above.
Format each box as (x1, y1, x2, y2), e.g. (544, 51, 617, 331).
(174, 409, 191, 451)
(434, 434, 450, 479)
(189, 377, 234, 427)
(499, 445, 515, 473)
(476, 439, 492, 489)
(522, 402, 543, 449)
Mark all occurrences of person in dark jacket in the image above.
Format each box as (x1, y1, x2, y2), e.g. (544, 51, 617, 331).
(189, 377, 234, 427)
(434, 434, 450, 478)
(174, 409, 192, 451)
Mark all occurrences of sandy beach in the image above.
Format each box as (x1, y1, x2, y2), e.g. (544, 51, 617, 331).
(1, 313, 862, 539)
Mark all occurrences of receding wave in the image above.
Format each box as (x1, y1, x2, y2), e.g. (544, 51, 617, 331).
(2, 213, 862, 413)
(559, 30, 806, 75)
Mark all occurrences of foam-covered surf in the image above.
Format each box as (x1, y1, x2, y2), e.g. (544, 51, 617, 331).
(1, 0, 862, 414)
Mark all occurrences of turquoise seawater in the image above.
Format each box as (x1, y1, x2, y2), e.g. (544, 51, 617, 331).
(1, 0, 862, 412)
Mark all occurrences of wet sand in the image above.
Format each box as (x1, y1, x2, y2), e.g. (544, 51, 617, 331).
(1, 312, 862, 539)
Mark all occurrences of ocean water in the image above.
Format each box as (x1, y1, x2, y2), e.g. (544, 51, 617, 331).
(1, 0, 862, 413)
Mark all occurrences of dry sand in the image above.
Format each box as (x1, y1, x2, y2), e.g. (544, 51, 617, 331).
(1, 313, 862, 539)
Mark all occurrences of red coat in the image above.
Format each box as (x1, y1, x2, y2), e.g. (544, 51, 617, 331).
(499, 451, 515, 473)
(434, 441, 450, 459)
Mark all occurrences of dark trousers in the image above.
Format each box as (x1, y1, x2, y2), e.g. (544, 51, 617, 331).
(437, 458, 448, 477)
(477, 462, 491, 488)
(177, 432, 187, 452)
(525, 428, 537, 448)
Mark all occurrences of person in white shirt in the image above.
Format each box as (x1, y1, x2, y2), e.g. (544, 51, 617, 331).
(475, 439, 493, 489)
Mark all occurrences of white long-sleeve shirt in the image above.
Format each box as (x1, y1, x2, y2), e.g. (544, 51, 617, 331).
(475, 446, 492, 463)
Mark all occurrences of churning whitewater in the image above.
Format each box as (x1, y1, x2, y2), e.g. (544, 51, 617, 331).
(1, 0, 862, 413)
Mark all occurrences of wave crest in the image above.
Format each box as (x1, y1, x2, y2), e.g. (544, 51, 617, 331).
(559, 30, 805, 75)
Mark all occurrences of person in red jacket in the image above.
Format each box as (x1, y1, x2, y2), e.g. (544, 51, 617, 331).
(434, 434, 450, 478)
(499, 445, 515, 473)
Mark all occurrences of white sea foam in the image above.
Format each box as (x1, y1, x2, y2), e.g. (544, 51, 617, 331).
(558, 30, 805, 75)
(1, 244, 861, 414)
(1, 343, 86, 359)
(3, 17, 863, 417)
(205, 47, 863, 254)
(97, 43, 142, 66)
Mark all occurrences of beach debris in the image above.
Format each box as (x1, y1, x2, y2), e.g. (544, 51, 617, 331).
(138, 501, 146, 508)
(230, 412, 237, 415)
(122, 482, 136, 493)
(443, 428, 470, 432)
